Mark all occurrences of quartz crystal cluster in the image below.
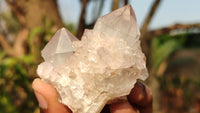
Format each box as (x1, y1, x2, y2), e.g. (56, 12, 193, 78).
(37, 5, 148, 113)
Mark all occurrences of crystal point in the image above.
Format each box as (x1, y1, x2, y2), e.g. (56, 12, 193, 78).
(94, 5, 140, 47)
(41, 27, 78, 65)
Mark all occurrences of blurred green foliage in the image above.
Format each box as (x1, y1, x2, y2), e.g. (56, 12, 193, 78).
(0, 12, 21, 33)
(151, 34, 186, 70)
(151, 33, 200, 70)
(153, 33, 200, 112)
(0, 19, 77, 112)
(0, 54, 37, 113)
(158, 73, 200, 112)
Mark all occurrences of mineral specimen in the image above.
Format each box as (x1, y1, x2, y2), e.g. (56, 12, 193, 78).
(37, 5, 148, 113)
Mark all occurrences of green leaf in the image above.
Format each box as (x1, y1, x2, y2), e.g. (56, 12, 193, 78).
(28, 26, 44, 42)
(0, 51, 6, 62)
(19, 54, 35, 64)
(151, 34, 185, 70)
(1, 57, 17, 68)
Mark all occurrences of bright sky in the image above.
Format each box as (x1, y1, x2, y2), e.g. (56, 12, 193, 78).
(58, 0, 200, 30)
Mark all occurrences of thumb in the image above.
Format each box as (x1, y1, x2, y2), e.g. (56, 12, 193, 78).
(32, 78, 71, 113)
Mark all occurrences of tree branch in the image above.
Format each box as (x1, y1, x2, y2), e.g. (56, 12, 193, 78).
(140, 0, 162, 57)
(6, 0, 26, 27)
(96, 0, 104, 20)
(112, 0, 119, 11)
(144, 23, 200, 41)
(157, 48, 200, 76)
(0, 33, 15, 56)
(148, 23, 200, 37)
(140, 0, 161, 38)
(13, 28, 29, 57)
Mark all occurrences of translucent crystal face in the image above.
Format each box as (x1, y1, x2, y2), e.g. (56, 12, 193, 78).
(37, 5, 148, 113)
(41, 28, 79, 65)
(94, 5, 140, 48)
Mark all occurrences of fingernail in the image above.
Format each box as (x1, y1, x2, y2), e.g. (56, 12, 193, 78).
(137, 81, 147, 99)
(40, 108, 48, 113)
(34, 91, 48, 109)
(137, 81, 146, 92)
(137, 81, 145, 90)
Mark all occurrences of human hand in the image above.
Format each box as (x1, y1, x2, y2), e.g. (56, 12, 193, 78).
(32, 78, 152, 113)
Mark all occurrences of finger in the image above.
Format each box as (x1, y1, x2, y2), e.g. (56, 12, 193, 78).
(100, 105, 110, 113)
(110, 101, 139, 113)
(32, 78, 72, 113)
(127, 81, 152, 113)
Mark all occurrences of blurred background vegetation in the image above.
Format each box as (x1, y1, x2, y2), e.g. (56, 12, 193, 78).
(0, 0, 199, 113)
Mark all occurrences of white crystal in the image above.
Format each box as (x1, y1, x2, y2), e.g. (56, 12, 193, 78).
(37, 5, 148, 113)
(41, 28, 79, 65)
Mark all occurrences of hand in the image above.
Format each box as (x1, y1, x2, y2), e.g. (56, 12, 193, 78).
(32, 78, 152, 113)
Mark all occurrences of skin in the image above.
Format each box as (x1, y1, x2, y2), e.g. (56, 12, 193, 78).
(32, 78, 152, 113)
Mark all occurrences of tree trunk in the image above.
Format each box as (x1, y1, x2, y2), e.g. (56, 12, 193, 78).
(124, 0, 128, 5)
(140, 0, 162, 55)
(3, 0, 64, 58)
(140, 0, 161, 37)
(139, 1, 162, 113)
(6, 0, 63, 30)
(112, 0, 119, 11)
(77, 0, 89, 39)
